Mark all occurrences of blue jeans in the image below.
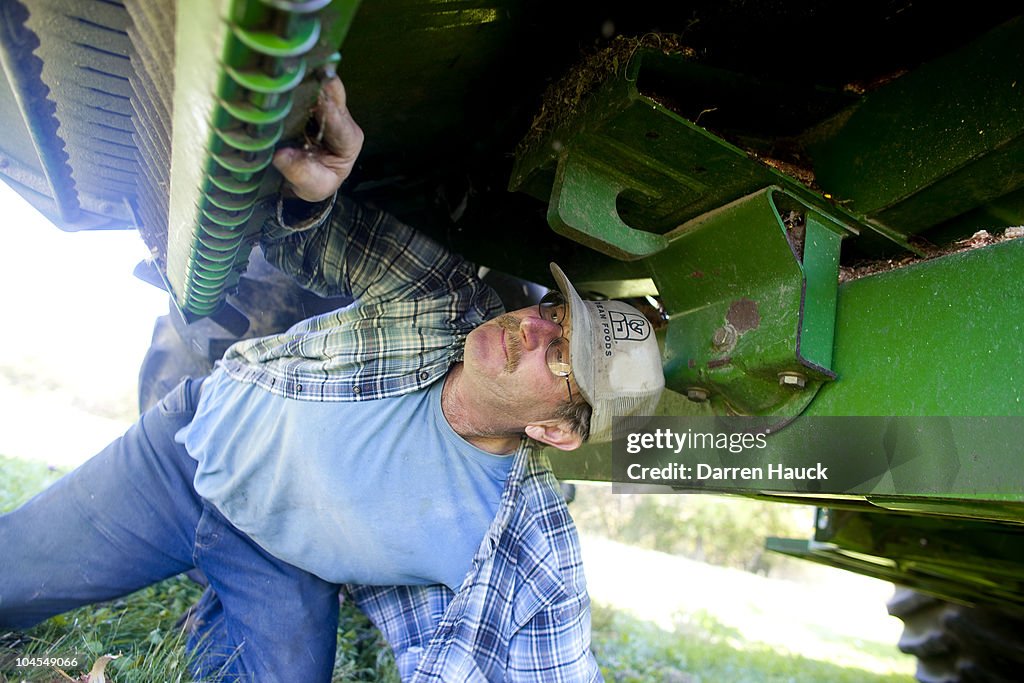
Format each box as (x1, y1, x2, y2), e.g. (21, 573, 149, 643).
(0, 379, 341, 682)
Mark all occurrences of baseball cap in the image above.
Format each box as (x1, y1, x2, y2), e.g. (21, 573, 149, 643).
(549, 263, 665, 443)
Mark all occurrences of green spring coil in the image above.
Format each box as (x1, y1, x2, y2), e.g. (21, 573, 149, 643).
(182, 0, 332, 316)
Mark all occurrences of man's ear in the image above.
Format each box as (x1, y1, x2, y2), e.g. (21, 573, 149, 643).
(525, 421, 584, 451)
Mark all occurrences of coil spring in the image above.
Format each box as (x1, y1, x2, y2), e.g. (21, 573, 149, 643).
(182, 0, 331, 316)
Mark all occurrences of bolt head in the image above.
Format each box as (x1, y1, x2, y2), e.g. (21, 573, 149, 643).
(686, 387, 709, 402)
(712, 324, 737, 349)
(778, 372, 807, 388)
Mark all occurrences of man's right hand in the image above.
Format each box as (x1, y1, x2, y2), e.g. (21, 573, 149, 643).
(272, 76, 364, 203)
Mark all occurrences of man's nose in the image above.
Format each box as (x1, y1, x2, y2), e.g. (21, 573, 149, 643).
(519, 315, 561, 351)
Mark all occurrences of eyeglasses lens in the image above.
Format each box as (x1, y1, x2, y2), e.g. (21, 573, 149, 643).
(546, 337, 571, 377)
(538, 291, 566, 325)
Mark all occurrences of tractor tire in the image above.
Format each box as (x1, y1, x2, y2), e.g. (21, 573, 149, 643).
(887, 587, 1024, 683)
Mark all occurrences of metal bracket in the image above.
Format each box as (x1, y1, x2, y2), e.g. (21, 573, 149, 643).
(510, 46, 875, 416)
(651, 187, 850, 416)
(510, 46, 905, 263)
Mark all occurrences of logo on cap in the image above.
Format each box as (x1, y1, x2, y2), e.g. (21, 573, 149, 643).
(611, 311, 651, 341)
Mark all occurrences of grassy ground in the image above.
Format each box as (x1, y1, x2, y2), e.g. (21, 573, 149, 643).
(1, 456, 911, 682)
(0, 457, 397, 682)
(1, 576, 397, 682)
(591, 604, 909, 683)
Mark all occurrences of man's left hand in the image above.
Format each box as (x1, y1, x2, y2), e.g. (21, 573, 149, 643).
(273, 76, 364, 203)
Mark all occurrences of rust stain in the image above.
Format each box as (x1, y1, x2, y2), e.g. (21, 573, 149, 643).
(726, 297, 760, 333)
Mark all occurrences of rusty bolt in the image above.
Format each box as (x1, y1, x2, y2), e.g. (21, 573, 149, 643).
(778, 371, 807, 388)
(686, 387, 709, 402)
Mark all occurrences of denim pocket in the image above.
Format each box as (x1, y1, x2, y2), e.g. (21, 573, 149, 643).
(157, 378, 196, 418)
(193, 502, 222, 555)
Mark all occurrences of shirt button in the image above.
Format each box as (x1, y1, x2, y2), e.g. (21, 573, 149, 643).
(352, 386, 361, 395)
(296, 384, 302, 392)
(419, 371, 429, 381)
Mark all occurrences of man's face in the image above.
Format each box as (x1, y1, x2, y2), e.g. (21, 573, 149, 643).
(461, 302, 577, 427)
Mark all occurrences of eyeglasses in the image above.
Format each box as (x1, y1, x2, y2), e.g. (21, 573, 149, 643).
(538, 291, 573, 402)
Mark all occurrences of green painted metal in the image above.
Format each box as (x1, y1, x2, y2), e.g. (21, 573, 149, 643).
(646, 187, 852, 416)
(769, 508, 1024, 609)
(807, 16, 1024, 241)
(546, 148, 669, 260)
(509, 47, 912, 261)
(548, 238, 1024, 512)
(809, 239, 1024, 416)
(168, 0, 358, 319)
(509, 17, 1024, 274)
(524, 31, 1024, 512)
(798, 215, 843, 370)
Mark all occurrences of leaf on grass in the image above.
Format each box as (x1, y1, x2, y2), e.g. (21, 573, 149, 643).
(84, 653, 121, 683)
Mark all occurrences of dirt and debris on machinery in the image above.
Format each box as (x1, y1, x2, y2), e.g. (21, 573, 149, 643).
(839, 226, 1024, 283)
(517, 33, 695, 158)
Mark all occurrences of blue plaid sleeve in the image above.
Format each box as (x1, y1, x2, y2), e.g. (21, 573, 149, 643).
(262, 195, 479, 305)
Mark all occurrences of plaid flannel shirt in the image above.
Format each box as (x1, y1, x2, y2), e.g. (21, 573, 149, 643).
(221, 196, 602, 681)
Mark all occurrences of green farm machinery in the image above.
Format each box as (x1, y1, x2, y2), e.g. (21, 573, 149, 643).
(2, 2, 1022, 678)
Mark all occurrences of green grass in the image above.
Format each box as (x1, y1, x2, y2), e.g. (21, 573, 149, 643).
(0, 457, 398, 682)
(2, 456, 910, 682)
(0, 457, 63, 512)
(2, 577, 399, 682)
(6, 578, 208, 682)
(591, 604, 911, 683)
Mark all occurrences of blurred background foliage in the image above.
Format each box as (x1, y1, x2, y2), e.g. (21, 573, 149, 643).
(569, 484, 811, 576)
